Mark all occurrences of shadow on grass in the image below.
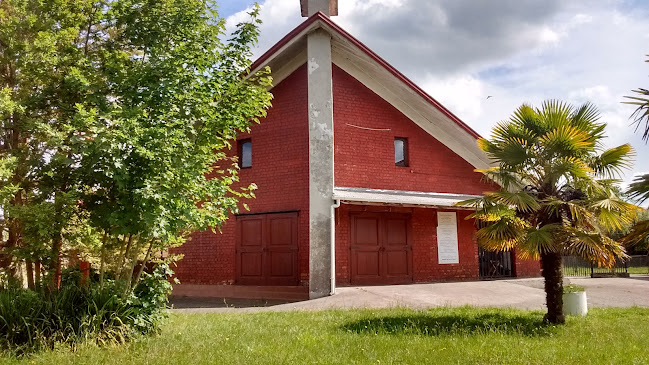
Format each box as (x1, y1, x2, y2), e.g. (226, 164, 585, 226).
(342, 312, 556, 337)
(169, 296, 297, 309)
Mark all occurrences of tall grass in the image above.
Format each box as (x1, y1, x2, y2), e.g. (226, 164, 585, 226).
(0, 265, 172, 356)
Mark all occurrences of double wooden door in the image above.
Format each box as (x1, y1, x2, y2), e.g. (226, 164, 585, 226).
(350, 212, 413, 285)
(236, 212, 299, 285)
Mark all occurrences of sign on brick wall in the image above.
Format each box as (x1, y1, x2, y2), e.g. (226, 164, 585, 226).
(437, 211, 459, 264)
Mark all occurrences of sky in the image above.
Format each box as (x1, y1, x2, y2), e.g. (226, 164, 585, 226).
(218, 0, 649, 190)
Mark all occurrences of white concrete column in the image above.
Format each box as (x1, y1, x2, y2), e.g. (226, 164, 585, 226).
(301, 0, 338, 17)
(307, 28, 334, 299)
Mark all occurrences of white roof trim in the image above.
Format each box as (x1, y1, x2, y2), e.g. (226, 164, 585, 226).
(333, 187, 481, 208)
(249, 19, 323, 77)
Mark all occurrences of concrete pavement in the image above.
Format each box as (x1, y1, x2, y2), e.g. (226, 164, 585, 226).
(170, 275, 649, 314)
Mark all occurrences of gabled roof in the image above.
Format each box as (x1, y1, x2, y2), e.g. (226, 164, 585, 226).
(250, 12, 492, 170)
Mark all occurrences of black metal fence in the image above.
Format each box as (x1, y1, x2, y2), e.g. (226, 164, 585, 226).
(627, 255, 649, 274)
(563, 255, 649, 277)
(479, 248, 514, 279)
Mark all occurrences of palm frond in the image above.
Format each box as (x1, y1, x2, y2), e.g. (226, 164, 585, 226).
(495, 138, 532, 167)
(543, 197, 594, 230)
(484, 191, 540, 213)
(477, 137, 498, 155)
(591, 144, 634, 179)
(569, 102, 605, 146)
(623, 87, 649, 141)
(590, 195, 639, 231)
(515, 249, 540, 261)
(517, 224, 561, 258)
(470, 200, 528, 249)
(620, 219, 649, 249)
(570, 102, 601, 129)
(474, 167, 523, 190)
(509, 104, 538, 126)
(576, 177, 619, 199)
(538, 100, 573, 130)
(539, 125, 594, 154)
(627, 174, 649, 204)
(475, 215, 527, 251)
(468, 203, 515, 223)
(549, 156, 592, 179)
(455, 196, 487, 209)
(563, 229, 627, 268)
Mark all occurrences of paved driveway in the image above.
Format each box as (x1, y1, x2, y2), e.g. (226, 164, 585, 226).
(171, 275, 649, 313)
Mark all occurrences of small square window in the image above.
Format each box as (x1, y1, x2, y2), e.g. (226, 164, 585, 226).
(394, 137, 408, 167)
(239, 139, 252, 168)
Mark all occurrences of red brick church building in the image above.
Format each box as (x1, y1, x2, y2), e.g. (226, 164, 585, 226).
(172, 0, 540, 300)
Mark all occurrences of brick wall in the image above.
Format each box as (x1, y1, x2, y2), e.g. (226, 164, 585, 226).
(331, 64, 488, 285)
(332, 64, 488, 195)
(172, 64, 311, 285)
(174, 61, 533, 289)
(335, 204, 480, 285)
(514, 254, 542, 278)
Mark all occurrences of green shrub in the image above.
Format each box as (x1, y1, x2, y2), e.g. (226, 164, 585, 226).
(129, 264, 175, 334)
(0, 263, 173, 356)
(563, 284, 586, 293)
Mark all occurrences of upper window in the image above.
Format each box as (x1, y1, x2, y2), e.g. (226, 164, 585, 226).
(239, 139, 252, 168)
(394, 137, 408, 167)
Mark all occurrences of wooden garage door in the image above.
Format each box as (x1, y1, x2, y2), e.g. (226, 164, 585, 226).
(350, 212, 412, 285)
(236, 212, 299, 285)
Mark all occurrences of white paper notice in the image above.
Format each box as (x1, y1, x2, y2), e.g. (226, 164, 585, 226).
(437, 212, 459, 264)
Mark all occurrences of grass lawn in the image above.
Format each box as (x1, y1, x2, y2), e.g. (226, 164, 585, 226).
(628, 266, 649, 275)
(563, 266, 649, 276)
(3, 306, 649, 364)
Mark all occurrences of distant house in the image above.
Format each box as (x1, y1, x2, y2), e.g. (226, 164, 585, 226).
(172, 0, 540, 300)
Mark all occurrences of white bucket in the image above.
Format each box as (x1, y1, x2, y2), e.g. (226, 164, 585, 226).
(562, 291, 588, 316)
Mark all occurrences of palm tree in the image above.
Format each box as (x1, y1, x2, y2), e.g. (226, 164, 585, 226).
(623, 55, 649, 142)
(622, 56, 649, 248)
(459, 100, 637, 324)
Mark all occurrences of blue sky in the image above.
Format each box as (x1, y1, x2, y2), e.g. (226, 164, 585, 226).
(220, 0, 649, 193)
(216, 1, 256, 17)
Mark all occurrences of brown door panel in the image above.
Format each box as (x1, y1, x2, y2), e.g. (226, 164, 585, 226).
(236, 212, 299, 286)
(351, 212, 413, 285)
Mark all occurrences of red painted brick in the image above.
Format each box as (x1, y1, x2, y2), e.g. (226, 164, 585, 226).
(173, 62, 540, 288)
(514, 254, 542, 278)
(173, 65, 310, 286)
(335, 205, 481, 284)
(332, 65, 487, 195)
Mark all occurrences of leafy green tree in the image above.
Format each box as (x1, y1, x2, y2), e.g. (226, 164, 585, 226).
(620, 207, 649, 250)
(0, 0, 272, 292)
(0, 0, 99, 288)
(459, 101, 637, 324)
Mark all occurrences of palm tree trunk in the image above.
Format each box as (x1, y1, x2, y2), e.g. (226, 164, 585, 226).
(541, 251, 565, 324)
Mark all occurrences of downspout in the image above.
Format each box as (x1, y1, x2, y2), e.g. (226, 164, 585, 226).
(330, 199, 341, 295)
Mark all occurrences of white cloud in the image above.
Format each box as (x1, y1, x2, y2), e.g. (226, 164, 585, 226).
(421, 74, 487, 129)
